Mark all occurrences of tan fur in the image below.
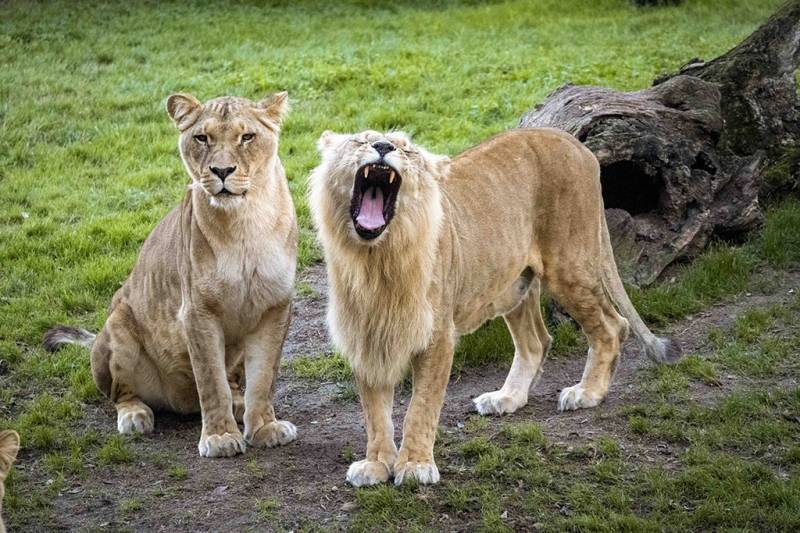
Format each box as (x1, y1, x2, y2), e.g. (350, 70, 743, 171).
(44, 93, 298, 458)
(0, 430, 20, 533)
(309, 128, 679, 486)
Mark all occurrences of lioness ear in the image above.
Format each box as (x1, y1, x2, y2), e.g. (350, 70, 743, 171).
(257, 91, 290, 128)
(317, 130, 349, 154)
(166, 93, 202, 132)
(0, 430, 20, 477)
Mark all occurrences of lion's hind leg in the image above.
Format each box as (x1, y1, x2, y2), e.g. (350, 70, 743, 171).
(546, 268, 629, 411)
(473, 279, 552, 416)
(100, 305, 159, 434)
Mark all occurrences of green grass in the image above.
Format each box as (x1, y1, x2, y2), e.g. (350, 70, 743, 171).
(287, 352, 353, 382)
(0, 0, 796, 530)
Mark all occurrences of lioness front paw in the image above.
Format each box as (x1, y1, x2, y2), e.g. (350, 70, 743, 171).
(473, 390, 527, 415)
(117, 403, 154, 435)
(393, 460, 440, 485)
(346, 460, 391, 487)
(245, 420, 297, 448)
(198, 431, 246, 458)
(558, 383, 604, 411)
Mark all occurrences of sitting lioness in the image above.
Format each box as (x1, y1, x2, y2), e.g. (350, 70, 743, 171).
(43, 93, 298, 458)
(0, 430, 20, 533)
(309, 128, 680, 486)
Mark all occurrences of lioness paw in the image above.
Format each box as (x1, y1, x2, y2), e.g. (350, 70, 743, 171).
(558, 384, 603, 411)
(245, 420, 297, 448)
(346, 459, 391, 487)
(117, 403, 154, 435)
(473, 390, 527, 416)
(393, 460, 440, 486)
(198, 431, 246, 458)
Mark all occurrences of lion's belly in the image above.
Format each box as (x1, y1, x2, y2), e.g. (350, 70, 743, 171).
(453, 265, 535, 336)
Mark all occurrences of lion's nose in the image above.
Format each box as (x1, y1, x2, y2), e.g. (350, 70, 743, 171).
(372, 142, 395, 157)
(210, 166, 236, 181)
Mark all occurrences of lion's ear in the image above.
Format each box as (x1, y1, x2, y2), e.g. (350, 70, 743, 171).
(317, 130, 349, 154)
(257, 91, 290, 128)
(166, 93, 202, 132)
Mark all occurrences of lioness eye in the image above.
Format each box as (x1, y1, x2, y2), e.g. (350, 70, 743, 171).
(241, 133, 255, 143)
(193, 134, 208, 144)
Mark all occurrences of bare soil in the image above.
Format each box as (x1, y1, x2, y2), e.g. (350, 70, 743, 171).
(16, 266, 800, 532)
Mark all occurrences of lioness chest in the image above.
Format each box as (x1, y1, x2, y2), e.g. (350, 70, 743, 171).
(193, 239, 295, 340)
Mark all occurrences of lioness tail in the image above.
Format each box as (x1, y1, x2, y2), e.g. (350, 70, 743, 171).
(42, 326, 96, 353)
(599, 216, 682, 364)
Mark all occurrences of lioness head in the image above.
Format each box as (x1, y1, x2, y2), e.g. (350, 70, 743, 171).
(310, 130, 450, 243)
(166, 92, 289, 208)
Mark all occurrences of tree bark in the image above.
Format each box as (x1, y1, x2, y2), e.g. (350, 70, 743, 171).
(519, 1, 800, 286)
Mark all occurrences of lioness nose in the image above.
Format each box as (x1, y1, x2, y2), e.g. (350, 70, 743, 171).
(372, 142, 395, 157)
(210, 166, 236, 181)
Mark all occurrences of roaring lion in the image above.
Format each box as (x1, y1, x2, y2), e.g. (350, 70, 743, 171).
(0, 430, 20, 533)
(43, 93, 298, 458)
(309, 128, 680, 486)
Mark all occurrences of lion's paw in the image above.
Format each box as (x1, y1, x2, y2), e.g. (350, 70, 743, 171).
(198, 431, 246, 458)
(246, 420, 297, 448)
(393, 460, 440, 486)
(117, 403, 154, 435)
(473, 390, 527, 416)
(346, 460, 391, 487)
(558, 384, 603, 411)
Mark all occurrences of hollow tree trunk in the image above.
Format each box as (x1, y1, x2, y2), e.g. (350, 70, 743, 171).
(519, 1, 800, 286)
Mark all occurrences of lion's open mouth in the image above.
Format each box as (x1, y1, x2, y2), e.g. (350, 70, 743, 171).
(350, 162, 401, 240)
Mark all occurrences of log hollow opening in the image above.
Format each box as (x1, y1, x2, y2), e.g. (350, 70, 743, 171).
(599, 161, 663, 215)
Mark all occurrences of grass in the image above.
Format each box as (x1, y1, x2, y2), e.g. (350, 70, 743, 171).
(0, 0, 796, 530)
(352, 308, 800, 531)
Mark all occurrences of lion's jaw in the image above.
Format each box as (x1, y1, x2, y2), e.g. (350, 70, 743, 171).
(309, 129, 449, 248)
(309, 130, 451, 386)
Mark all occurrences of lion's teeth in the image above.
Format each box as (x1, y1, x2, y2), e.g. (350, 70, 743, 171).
(389, 170, 395, 183)
(364, 166, 370, 178)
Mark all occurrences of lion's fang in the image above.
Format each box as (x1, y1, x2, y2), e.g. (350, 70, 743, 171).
(364, 166, 370, 178)
(389, 170, 395, 183)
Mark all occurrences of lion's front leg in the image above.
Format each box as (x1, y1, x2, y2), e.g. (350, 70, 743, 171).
(185, 310, 244, 458)
(347, 378, 396, 487)
(242, 303, 297, 449)
(394, 330, 454, 486)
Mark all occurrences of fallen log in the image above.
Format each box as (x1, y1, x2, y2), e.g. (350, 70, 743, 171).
(520, 1, 800, 285)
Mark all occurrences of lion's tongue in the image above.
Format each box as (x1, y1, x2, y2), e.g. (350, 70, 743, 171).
(356, 187, 386, 230)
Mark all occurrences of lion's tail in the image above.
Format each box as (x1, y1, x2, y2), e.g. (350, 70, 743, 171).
(598, 215, 682, 364)
(42, 325, 96, 353)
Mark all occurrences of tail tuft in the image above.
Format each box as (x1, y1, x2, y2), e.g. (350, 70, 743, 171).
(643, 336, 683, 365)
(42, 326, 96, 353)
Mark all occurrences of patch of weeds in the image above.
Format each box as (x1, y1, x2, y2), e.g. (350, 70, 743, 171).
(168, 464, 188, 481)
(295, 281, 318, 299)
(341, 444, 355, 463)
(119, 497, 142, 515)
(97, 434, 134, 465)
(333, 381, 358, 402)
(464, 414, 489, 433)
(760, 198, 800, 267)
(633, 245, 757, 324)
(351, 484, 434, 532)
(289, 353, 352, 382)
(454, 319, 513, 372)
(734, 307, 774, 343)
(256, 498, 280, 522)
(247, 458, 266, 480)
(550, 320, 584, 356)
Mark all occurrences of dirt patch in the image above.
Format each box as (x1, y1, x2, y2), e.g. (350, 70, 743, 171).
(13, 268, 800, 532)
